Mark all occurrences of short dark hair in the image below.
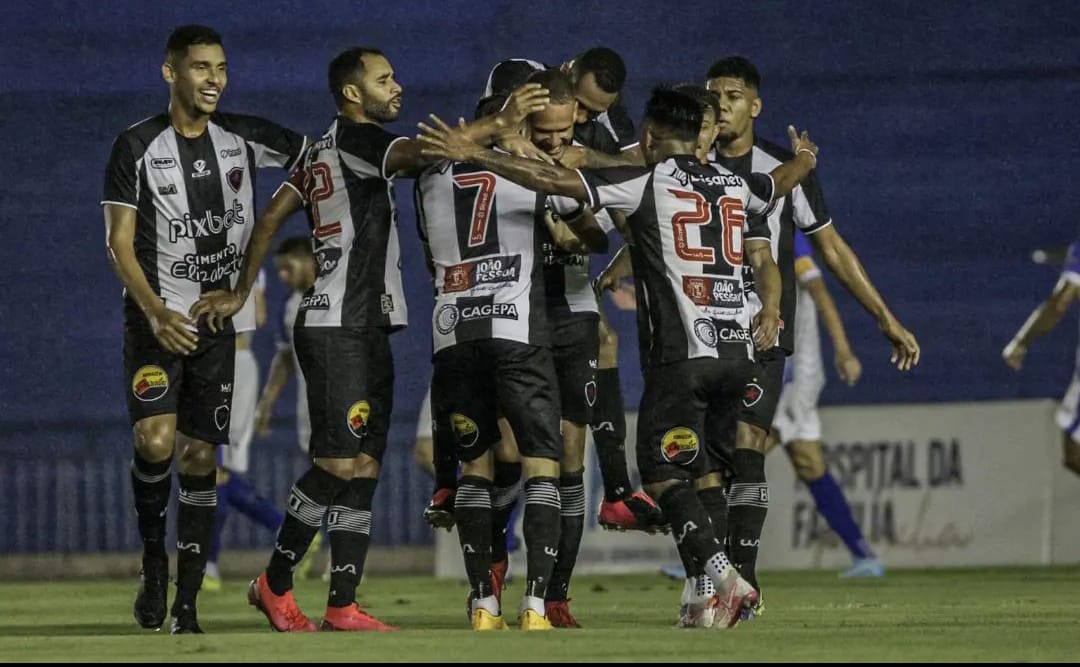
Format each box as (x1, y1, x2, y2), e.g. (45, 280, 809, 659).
(328, 47, 384, 108)
(705, 56, 761, 89)
(673, 83, 721, 121)
(644, 87, 702, 142)
(575, 47, 626, 93)
(276, 236, 311, 257)
(165, 25, 222, 63)
(526, 69, 575, 105)
(474, 94, 506, 120)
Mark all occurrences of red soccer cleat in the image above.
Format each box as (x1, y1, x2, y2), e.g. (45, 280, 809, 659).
(247, 573, 317, 632)
(491, 558, 508, 602)
(598, 491, 669, 533)
(544, 599, 582, 628)
(320, 603, 399, 632)
(423, 488, 456, 530)
(708, 575, 759, 629)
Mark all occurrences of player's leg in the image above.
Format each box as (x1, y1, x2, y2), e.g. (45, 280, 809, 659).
(1055, 373, 1080, 477)
(593, 311, 665, 532)
(490, 419, 521, 599)
(497, 342, 564, 630)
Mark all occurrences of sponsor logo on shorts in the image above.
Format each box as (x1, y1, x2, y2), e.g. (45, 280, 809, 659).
(694, 318, 717, 348)
(435, 303, 519, 334)
(227, 166, 244, 192)
(660, 426, 700, 465)
(442, 255, 522, 293)
(150, 157, 175, 169)
(683, 276, 742, 308)
(584, 380, 597, 407)
(131, 365, 169, 402)
(451, 412, 479, 448)
(347, 400, 370, 438)
(214, 404, 230, 431)
(300, 294, 330, 310)
(220, 147, 243, 159)
(743, 382, 764, 408)
(157, 184, 177, 196)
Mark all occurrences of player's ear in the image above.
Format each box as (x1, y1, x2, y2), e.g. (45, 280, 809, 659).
(750, 95, 762, 120)
(162, 61, 175, 84)
(341, 82, 363, 106)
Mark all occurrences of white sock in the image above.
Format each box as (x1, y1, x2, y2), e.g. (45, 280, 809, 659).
(473, 594, 500, 616)
(521, 595, 545, 616)
(695, 573, 716, 599)
(703, 551, 736, 593)
(205, 561, 220, 579)
(681, 577, 696, 605)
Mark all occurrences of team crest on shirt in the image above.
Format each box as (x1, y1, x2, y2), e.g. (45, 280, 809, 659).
(227, 166, 244, 192)
(743, 383, 764, 407)
(450, 413, 479, 448)
(660, 427, 700, 465)
(214, 404, 230, 431)
(693, 318, 718, 348)
(131, 365, 169, 402)
(435, 304, 460, 334)
(347, 400, 371, 438)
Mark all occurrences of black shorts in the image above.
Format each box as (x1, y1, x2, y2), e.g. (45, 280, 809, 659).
(124, 306, 236, 443)
(551, 314, 599, 425)
(432, 339, 562, 463)
(636, 356, 753, 485)
(738, 348, 786, 431)
(294, 325, 394, 461)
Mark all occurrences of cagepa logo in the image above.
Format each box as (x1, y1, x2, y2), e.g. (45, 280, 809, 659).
(461, 303, 518, 322)
(131, 365, 169, 402)
(168, 199, 246, 242)
(346, 400, 371, 438)
(300, 293, 330, 310)
(718, 326, 751, 343)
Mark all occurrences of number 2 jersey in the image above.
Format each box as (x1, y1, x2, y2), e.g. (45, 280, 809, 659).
(578, 155, 774, 366)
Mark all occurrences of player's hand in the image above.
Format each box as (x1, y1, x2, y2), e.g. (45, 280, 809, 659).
(835, 348, 863, 386)
(496, 132, 555, 165)
(189, 290, 245, 334)
(254, 399, 272, 436)
(787, 125, 819, 166)
(148, 305, 198, 355)
(752, 306, 781, 352)
(418, 115, 483, 162)
(499, 83, 550, 126)
(1002, 339, 1027, 371)
(880, 318, 920, 371)
(556, 145, 588, 169)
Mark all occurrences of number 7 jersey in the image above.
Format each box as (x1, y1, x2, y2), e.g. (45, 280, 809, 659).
(578, 155, 773, 366)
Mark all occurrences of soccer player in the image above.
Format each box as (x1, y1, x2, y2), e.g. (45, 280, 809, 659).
(704, 56, 920, 609)
(767, 231, 883, 578)
(102, 25, 306, 634)
(1003, 240, 1080, 478)
(190, 47, 550, 632)
(416, 85, 819, 628)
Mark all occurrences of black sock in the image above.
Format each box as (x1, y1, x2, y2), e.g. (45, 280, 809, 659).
(727, 449, 768, 589)
(131, 451, 172, 562)
(433, 432, 459, 491)
(656, 482, 723, 571)
(547, 472, 585, 601)
(491, 461, 521, 564)
(522, 477, 561, 599)
(455, 476, 494, 600)
(174, 471, 217, 609)
(591, 368, 633, 502)
(267, 465, 346, 596)
(698, 485, 729, 553)
(327, 477, 377, 608)
(676, 539, 703, 579)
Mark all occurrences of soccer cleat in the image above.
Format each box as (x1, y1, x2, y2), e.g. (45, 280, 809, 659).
(678, 601, 716, 629)
(169, 602, 204, 634)
(738, 591, 765, 622)
(519, 609, 553, 631)
(295, 531, 323, 580)
(708, 575, 759, 629)
(471, 608, 509, 631)
(840, 557, 885, 578)
(133, 556, 169, 630)
(247, 572, 317, 632)
(202, 573, 222, 593)
(423, 488, 456, 530)
(320, 603, 398, 632)
(544, 599, 582, 628)
(491, 558, 509, 602)
(598, 491, 668, 533)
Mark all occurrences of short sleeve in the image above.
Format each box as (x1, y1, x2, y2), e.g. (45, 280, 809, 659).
(221, 113, 307, 171)
(338, 123, 407, 180)
(102, 135, 139, 208)
(792, 170, 832, 235)
(577, 166, 651, 214)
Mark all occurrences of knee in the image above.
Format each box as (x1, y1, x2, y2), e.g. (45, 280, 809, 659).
(788, 441, 826, 481)
(133, 420, 175, 462)
(693, 473, 725, 491)
(735, 422, 769, 453)
(177, 440, 217, 476)
(561, 423, 587, 472)
(644, 478, 685, 504)
(521, 456, 561, 481)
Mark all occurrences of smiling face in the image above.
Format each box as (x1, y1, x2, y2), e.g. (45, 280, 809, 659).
(164, 43, 227, 117)
(527, 100, 578, 160)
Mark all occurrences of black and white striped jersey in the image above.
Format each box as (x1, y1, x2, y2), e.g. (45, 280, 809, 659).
(102, 112, 305, 332)
(483, 58, 637, 152)
(578, 156, 774, 366)
(417, 160, 582, 352)
(540, 207, 615, 321)
(709, 137, 832, 354)
(285, 116, 409, 331)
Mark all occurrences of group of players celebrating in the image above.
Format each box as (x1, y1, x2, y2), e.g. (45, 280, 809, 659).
(102, 24, 920, 634)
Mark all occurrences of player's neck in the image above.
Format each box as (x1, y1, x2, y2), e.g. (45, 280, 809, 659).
(715, 131, 753, 159)
(168, 103, 211, 138)
(342, 108, 379, 127)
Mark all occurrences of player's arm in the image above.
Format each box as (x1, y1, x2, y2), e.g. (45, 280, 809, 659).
(254, 347, 296, 435)
(767, 125, 819, 198)
(807, 224, 920, 371)
(547, 204, 608, 253)
(559, 145, 643, 169)
(386, 84, 552, 175)
(596, 244, 633, 294)
(801, 264, 862, 386)
(189, 184, 304, 331)
(105, 205, 198, 355)
(1003, 274, 1080, 371)
(746, 238, 781, 352)
(254, 282, 267, 329)
(418, 115, 589, 200)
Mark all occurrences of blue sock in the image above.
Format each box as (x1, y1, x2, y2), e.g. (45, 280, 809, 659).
(806, 472, 874, 560)
(224, 474, 284, 531)
(209, 477, 231, 565)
